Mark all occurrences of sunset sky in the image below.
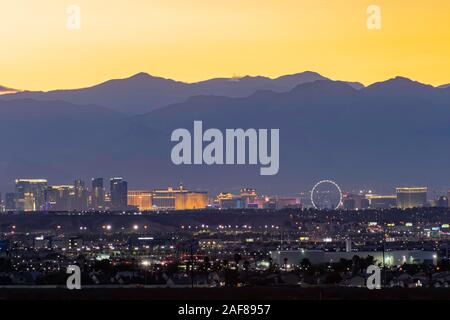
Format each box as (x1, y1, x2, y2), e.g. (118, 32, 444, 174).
(1, 0, 450, 91)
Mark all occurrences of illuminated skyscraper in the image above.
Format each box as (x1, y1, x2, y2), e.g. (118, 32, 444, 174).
(5, 193, 16, 211)
(128, 190, 152, 211)
(15, 179, 48, 212)
(175, 190, 208, 210)
(396, 187, 428, 209)
(343, 197, 356, 210)
(73, 179, 88, 211)
(44, 187, 58, 210)
(240, 188, 257, 208)
(365, 194, 397, 209)
(45, 185, 75, 211)
(91, 178, 105, 210)
(110, 177, 128, 211)
(152, 185, 207, 210)
(217, 192, 243, 209)
(343, 193, 370, 210)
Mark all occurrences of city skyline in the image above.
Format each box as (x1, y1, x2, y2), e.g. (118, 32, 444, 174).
(2, 175, 450, 198)
(1, 175, 449, 213)
(0, 175, 445, 195)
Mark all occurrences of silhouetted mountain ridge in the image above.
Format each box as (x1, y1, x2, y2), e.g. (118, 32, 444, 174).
(0, 72, 363, 114)
(0, 85, 18, 94)
(131, 77, 450, 192)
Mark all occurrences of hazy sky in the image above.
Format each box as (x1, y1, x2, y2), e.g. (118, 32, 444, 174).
(1, 0, 450, 91)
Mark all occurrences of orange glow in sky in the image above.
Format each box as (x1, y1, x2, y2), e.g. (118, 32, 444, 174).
(1, 0, 449, 91)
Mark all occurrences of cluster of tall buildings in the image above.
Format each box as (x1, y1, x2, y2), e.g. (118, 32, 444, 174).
(1, 178, 129, 212)
(128, 187, 299, 211)
(1, 179, 449, 212)
(214, 188, 300, 210)
(0, 181, 300, 212)
(0, 179, 209, 212)
(343, 187, 446, 210)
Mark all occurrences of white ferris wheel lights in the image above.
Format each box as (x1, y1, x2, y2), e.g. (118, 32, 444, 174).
(311, 179, 343, 210)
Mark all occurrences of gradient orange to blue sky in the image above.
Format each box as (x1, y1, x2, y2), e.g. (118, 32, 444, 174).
(1, 0, 449, 91)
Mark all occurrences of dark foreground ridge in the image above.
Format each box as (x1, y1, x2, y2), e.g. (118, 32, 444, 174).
(1, 287, 450, 300)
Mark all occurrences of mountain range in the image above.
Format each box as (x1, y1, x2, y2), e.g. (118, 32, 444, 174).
(0, 85, 18, 95)
(0, 73, 449, 194)
(0, 72, 363, 114)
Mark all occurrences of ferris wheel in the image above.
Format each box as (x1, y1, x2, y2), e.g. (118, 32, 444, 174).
(310, 180, 343, 210)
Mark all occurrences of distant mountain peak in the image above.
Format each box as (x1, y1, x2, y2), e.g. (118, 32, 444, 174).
(280, 71, 322, 77)
(3, 72, 441, 115)
(365, 76, 434, 93)
(91, 72, 184, 92)
(0, 85, 18, 95)
(275, 71, 326, 81)
(381, 76, 427, 86)
(290, 79, 357, 93)
(123, 72, 179, 83)
(438, 83, 450, 89)
(129, 72, 153, 79)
